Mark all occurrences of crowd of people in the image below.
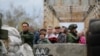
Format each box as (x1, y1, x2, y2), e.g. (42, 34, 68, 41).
(20, 22, 86, 48)
(0, 21, 86, 56)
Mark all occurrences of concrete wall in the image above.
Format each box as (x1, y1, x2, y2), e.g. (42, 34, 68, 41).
(34, 43, 87, 56)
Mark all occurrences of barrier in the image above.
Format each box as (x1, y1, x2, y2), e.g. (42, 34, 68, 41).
(34, 43, 87, 56)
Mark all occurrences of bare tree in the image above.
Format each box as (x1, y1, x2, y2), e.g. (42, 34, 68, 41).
(1, 3, 43, 31)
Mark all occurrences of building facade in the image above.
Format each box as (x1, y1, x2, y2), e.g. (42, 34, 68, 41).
(83, 0, 100, 31)
(44, 0, 100, 30)
(45, 0, 89, 22)
(43, 2, 59, 28)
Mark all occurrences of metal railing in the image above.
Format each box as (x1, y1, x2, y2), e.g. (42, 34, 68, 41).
(83, 0, 100, 21)
(83, 5, 95, 20)
(44, 2, 61, 21)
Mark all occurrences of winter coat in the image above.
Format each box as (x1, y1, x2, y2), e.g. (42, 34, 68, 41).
(67, 33, 79, 43)
(79, 36, 86, 44)
(57, 33, 66, 43)
(20, 31, 34, 48)
(37, 38, 51, 44)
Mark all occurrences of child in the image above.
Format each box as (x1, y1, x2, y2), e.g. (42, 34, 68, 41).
(37, 32, 51, 44)
(78, 31, 86, 44)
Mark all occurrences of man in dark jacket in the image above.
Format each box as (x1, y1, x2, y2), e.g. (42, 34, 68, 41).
(20, 22, 34, 48)
(67, 24, 79, 43)
(54, 26, 66, 43)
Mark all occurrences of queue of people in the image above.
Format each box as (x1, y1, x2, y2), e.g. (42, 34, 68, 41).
(0, 22, 86, 56)
(20, 22, 86, 48)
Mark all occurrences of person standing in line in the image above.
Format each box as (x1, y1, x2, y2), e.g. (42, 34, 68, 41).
(67, 24, 79, 43)
(34, 28, 47, 44)
(61, 26, 69, 43)
(20, 22, 34, 48)
(45, 26, 54, 38)
(37, 32, 51, 44)
(78, 31, 86, 44)
(54, 26, 66, 43)
(45, 26, 57, 43)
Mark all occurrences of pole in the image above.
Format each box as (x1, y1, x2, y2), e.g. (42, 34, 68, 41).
(70, 6, 72, 21)
(70, 0, 73, 21)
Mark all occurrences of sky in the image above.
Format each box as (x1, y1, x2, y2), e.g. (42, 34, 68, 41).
(0, 0, 43, 16)
(0, 0, 43, 25)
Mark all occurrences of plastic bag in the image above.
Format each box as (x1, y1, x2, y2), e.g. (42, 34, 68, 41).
(19, 43, 34, 56)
